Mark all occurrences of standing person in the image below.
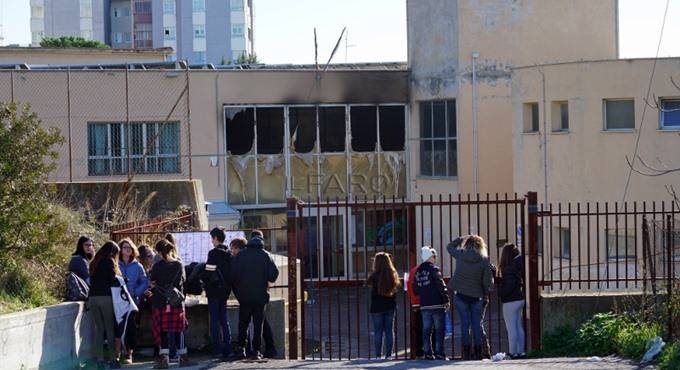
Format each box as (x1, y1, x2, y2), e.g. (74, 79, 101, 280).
(149, 239, 193, 368)
(88, 241, 123, 369)
(447, 235, 492, 361)
(231, 230, 279, 360)
(366, 252, 400, 360)
(138, 244, 156, 273)
(230, 236, 278, 358)
(117, 238, 148, 364)
(69, 236, 95, 284)
(498, 243, 525, 359)
(201, 227, 234, 360)
(413, 246, 449, 361)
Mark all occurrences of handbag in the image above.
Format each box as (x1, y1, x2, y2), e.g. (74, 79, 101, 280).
(156, 265, 185, 308)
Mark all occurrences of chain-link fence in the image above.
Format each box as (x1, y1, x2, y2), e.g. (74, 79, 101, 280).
(0, 68, 191, 182)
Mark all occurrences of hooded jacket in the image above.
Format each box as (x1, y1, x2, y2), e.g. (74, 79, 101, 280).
(118, 259, 149, 304)
(447, 237, 493, 299)
(498, 254, 524, 303)
(413, 261, 449, 309)
(231, 236, 279, 306)
(201, 244, 232, 300)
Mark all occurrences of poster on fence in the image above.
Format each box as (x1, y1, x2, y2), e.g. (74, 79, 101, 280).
(172, 231, 245, 265)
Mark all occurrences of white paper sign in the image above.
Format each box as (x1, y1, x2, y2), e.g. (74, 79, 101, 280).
(172, 231, 245, 265)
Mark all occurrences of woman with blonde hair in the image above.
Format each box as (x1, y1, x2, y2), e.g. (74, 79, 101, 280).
(117, 238, 148, 364)
(447, 235, 492, 360)
(366, 252, 401, 359)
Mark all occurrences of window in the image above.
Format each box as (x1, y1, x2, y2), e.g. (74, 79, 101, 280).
(225, 107, 254, 155)
(523, 102, 539, 133)
(231, 24, 244, 37)
(124, 32, 132, 42)
(350, 106, 377, 152)
(122, 7, 131, 16)
(604, 99, 635, 130)
(319, 107, 345, 152)
(163, 0, 176, 14)
(193, 51, 206, 64)
(31, 6, 44, 18)
(113, 7, 119, 17)
(192, 0, 205, 11)
(606, 229, 636, 260)
(164, 27, 176, 40)
(552, 101, 569, 132)
(257, 108, 285, 154)
(87, 122, 180, 176)
(193, 25, 205, 38)
(660, 99, 680, 129)
(113, 32, 123, 43)
(289, 107, 316, 153)
(419, 100, 457, 177)
(134, 1, 152, 13)
(552, 227, 571, 259)
(379, 105, 406, 151)
(230, 0, 244, 10)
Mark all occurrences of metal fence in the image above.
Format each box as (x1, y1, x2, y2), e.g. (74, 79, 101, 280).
(0, 67, 192, 183)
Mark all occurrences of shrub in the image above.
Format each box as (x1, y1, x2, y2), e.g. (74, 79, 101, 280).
(577, 312, 629, 356)
(534, 325, 579, 357)
(659, 341, 680, 370)
(39, 36, 108, 48)
(615, 321, 661, 360)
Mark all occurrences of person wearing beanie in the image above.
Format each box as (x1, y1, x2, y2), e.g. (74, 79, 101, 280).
(413, 246, 449, 360)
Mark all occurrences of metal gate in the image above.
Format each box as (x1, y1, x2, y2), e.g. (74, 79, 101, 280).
(286, 193, 531, 360)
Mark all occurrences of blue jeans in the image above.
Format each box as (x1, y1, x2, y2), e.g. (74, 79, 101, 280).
(421, 308, 445, 356)
(371, 310, 395, 358)
(208, 298, 232, 356)
(453, 294, 484, 346)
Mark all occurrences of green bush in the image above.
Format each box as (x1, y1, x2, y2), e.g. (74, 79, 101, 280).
(659, 341, 680, 370)
(577, 312, 629, 356)
(39, 36, 108, 48)
(615, 321, 661, 360)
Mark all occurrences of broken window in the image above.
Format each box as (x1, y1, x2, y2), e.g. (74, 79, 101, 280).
(319, 106, 345, 152)
(350, 105, 376, 152)
(225, 107, 254, 155)
(379, 105, 405, 151)
(419, 100, 457, 177)
(256, 107, 284, 154)
(289, 107, 316, 153)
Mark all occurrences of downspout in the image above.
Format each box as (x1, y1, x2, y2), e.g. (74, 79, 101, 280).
(471, 52, 479, 194)
(539, 68, 548, 205)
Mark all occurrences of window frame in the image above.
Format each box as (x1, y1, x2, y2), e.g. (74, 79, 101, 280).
(551, 100, 569, 132)
(523, 102, 540, 133)
(163, 0, 176, 14)
(603, 98, 635, 131)
(659, 97, 680, 130)
(193, 25, 205, 39)
(605, 228, 637, 260)
(164, 27, 176, 41)
(231, 24, 244, 38)
(418, 99, 457, 179)
(192, 0, 205, 11)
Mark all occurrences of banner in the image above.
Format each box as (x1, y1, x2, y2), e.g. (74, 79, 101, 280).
(171, 231, 245, 265)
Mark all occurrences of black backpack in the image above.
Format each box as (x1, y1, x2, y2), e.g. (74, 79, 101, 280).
(184, 262, 205, 295)
(65, 272, 89, 301)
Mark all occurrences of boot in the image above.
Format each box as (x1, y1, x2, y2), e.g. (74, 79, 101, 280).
(153, 354, 169, 369)
(179, 354, 197, 367)
(462, 345, 471, 361)
(473, 345, 482, 360)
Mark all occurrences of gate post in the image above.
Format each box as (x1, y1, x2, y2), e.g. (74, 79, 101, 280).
(286, 198, 299, 359)
(526, 191, 541, 350)
(407, 204, 418, 359)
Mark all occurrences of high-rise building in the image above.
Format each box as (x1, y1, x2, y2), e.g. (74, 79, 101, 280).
(31, 0, 254, 65)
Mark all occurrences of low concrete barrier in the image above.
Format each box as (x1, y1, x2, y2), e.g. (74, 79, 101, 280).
(0, 302, 95, 370)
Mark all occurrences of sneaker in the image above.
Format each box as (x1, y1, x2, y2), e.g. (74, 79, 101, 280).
(122, 353, 133, 365)
(435, 354, 449, 361)
(236, 348, 248, 360)
(108, 359, 122, 369)
(248, 352, 263, 361)
(384, 356, 393, 361)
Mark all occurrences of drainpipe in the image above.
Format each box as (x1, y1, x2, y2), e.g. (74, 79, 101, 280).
(471, 52, 479, 195)
(539, 68, 548, 205)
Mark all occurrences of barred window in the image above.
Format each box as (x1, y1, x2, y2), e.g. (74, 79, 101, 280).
(87, 122, 180, 176)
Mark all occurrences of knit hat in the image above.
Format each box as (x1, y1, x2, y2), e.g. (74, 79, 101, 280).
(421, 246, 437, 262)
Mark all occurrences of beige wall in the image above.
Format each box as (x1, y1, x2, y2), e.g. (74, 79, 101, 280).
(512, 58, 680, 203)
(0, 48, 170, 65)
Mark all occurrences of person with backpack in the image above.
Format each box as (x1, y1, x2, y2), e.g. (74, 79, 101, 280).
(231, 230, 279, 360)
(497, 243, 526, 359)
(149, 239, 194, 368)
(413, 246, 449, 360)
(447, 235, 493, 361)
(117, 238, 148, 364)
(201, 227, 234, 360)
(88, 241, 123, 369)
(366, 252, 400, 360)
(69, 236, 95, 284)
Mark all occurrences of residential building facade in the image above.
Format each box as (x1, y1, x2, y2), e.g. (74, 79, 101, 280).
(30, 0, 108, 46)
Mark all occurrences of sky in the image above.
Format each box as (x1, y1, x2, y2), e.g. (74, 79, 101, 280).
(1, 0, 679, 63)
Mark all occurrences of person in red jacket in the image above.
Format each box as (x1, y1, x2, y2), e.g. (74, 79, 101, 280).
(407, 262, 424, 358)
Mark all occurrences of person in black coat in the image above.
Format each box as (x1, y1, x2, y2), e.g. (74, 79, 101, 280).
(413, 246, 449, 360)
(68, 236, 95, 284)
(201, 227, 234, 359)
(498, 243, 526, 358)
(231, 230, 279, 360)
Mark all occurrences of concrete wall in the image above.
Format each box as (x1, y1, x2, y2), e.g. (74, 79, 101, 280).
(0, 48, 169, 65)
(0, 302, 95, 370)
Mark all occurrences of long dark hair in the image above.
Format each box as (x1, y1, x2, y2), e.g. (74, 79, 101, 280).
(155, 239, 176, 262)
(367, 252, 400, 297)
(90, 241, 121, 278)
(73, 236, 93, 259)
(498, 243, 520, 278)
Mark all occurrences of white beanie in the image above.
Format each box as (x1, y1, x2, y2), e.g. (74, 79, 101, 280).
(421, 246, 437, 262)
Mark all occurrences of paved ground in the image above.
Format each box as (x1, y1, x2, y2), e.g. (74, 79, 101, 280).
(125, 356, 652, 370)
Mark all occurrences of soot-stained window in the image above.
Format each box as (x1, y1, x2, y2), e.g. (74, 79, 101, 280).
(256, 107, 284, 154)
(379, 105, 405, 151)
(319, 106, 345, 153)
(226, 107, 255, 155)
(350, 106, 377, 152)
(289, 107, 316, 153)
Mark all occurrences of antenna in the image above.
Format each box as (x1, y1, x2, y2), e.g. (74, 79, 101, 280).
(322, 26, 346, 72)
(344, 28, 356, 63)
(314, 27, 318, 71)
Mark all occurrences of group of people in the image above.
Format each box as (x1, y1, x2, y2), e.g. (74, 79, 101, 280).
(366, 235, 526, 361)
(67, 227, 279, 369)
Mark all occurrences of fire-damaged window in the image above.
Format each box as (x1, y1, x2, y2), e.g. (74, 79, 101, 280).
(225, 107, 254, 155)
(289, 106, 316, 153)
(257, 107, 284, 154)
(419, 100, 457, 177)
(379, 105, 405, 151)
(350, 105, 377, 152)
(319, 106, 345, 152)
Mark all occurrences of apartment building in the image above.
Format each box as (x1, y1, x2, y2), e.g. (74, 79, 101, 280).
(31, 0, 254, 65)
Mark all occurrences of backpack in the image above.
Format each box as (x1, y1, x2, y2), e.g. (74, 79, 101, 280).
(184, 262, 204, 295)
(65, 272, 89, 301)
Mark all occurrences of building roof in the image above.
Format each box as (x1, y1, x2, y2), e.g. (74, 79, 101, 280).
(512, 56, 680, 70)
(0, 46, 174, 56)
